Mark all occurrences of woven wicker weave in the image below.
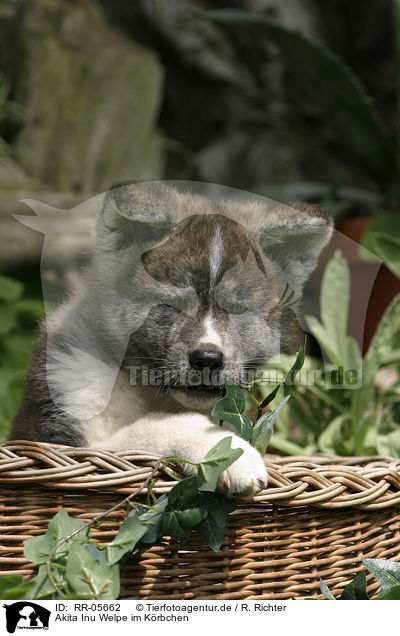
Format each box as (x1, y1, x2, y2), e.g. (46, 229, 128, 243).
(1, 441, 400, 599)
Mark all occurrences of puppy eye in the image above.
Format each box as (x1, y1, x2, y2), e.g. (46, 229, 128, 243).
(160, 297, 189, 312)
(160, 301, 181, 312)
(226, 302, 248, 315)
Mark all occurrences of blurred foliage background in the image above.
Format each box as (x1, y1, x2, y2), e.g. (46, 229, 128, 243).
(1, 0, 400, 445)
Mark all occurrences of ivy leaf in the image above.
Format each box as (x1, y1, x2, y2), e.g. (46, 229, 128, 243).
(211, 382, 253, 440)
(162, 477, 209, 541)
(24, 509, 90, 564)
(320, 578, 336, 600)
(162, 508, 208, 541)
(66, 543, 120, 600)
(0, 574, 35, 600)
(105, 514, 147, 565)
(197, 436, 243, 492)
(339, 572, 369, 599)
(29, 564, 67, 600)
(136, 495, 169, 546)
(364, 558, 400, 598)
(163, 477, 235, 548)
(196, 494, 236, 551)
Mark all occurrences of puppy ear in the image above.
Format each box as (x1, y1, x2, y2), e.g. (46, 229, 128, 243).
(97, 181, 179, 251)
(258, 203, 333, 293)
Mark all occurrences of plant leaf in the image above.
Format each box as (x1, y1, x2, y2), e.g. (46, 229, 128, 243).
(136, 495, 168, 546)
(66, 543, 120, 600)
(164, 476, 235, 548)
(24, 509, 90, 564)
(0, 273, 23, 302)
(251, 395, 290, 456)
(202, 9, 400, 186)
(211, 382, 253, 440)
(379, 585, 400, 600)
(283, 342, 306, 396)
(196, 495, 236, 551)
(0, 574, 35, 600)
(320, 578, 336, 600)
(29, 564, 66, 600)
(364, 558, 400, 597)
(366, 294, 400, 366)
(197, 436, 243, 492)
(339, 571, 369, 599)
(105, 514, 147, 565)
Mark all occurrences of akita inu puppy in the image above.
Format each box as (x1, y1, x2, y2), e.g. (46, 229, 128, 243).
(11, 182, 332, 497)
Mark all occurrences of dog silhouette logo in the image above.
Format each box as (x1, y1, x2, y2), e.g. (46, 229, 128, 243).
(3, 602, 50, 633)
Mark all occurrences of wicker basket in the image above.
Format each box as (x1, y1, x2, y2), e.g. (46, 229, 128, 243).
(1, 440, 400, 600)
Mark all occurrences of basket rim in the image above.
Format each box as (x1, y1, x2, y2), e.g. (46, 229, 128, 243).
(2, 440, 400, 510)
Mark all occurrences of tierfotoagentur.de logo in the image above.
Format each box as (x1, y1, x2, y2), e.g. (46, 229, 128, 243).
(2, 602, 51, 634)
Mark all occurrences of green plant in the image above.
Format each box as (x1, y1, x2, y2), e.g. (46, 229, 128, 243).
(0, 345, 306, 600)
(0, 273, 44, 441)
(255, 250, 400, 457)
(201, 8, 400, 222)
(320, 559, 400, 600)
(0, 72, 24, 146)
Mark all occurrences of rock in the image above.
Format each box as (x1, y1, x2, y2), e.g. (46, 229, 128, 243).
(8, 0, 164, 192)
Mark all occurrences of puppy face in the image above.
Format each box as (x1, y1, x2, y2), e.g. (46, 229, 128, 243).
(95, 182, 332, 409)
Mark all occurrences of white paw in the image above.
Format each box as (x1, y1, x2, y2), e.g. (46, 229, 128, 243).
(219, 441, 268, 499)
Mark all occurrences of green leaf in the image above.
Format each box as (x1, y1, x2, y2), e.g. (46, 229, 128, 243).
(196, 495, 236, 551)
(0, 574, 35, 600)
(24, 509, 89, 564)
(162, 508, 207, 541)
(258, 384, 281, 410)
(321, 251, 350, 343)
(211, 382, 253, 440)
(163, 477, 209, 541)
(29, 564, 66, 600)
(136, 495, 168, 546)
(364, 558, 400, 597)
(283, 342, 306, 396)
(320, 578, 336, 600)
(317, 414, 351, 455)
(379, 585, 400, 600)
(66, 543, 120, 600)
(202, 10, 400, 186)
(0, 304, 17, 336)
(372, 232, 400, 278)
(306, 251, 352, 369)
(105, 514, 147, 565)
(0, 273, 23, 302)
(366, 294, 400, 366)
(376, 430, 400, 457)
(164, 476, 236, 549)
(197, 436, 243, 492)
(268, 433, 315, 456)
(339, 572, 369, 599)
(305, 315, 342, 367)
(251, 396, 290, 456)
(14, 299, 44, 324)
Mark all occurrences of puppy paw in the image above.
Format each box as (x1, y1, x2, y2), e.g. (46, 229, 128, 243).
(218, 442, 268, 499)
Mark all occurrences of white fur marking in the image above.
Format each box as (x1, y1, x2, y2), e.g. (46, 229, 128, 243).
(197, 315, 223, 349)
(210, 225, 223, 285)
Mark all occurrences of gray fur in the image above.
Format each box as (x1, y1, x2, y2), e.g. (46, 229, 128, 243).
(11, 182, 332, 445)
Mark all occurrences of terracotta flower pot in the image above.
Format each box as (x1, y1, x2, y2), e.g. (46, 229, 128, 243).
(337, 217, 400, 353)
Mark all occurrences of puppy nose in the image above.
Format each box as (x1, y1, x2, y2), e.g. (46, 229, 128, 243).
(189, 348, 225, 372)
